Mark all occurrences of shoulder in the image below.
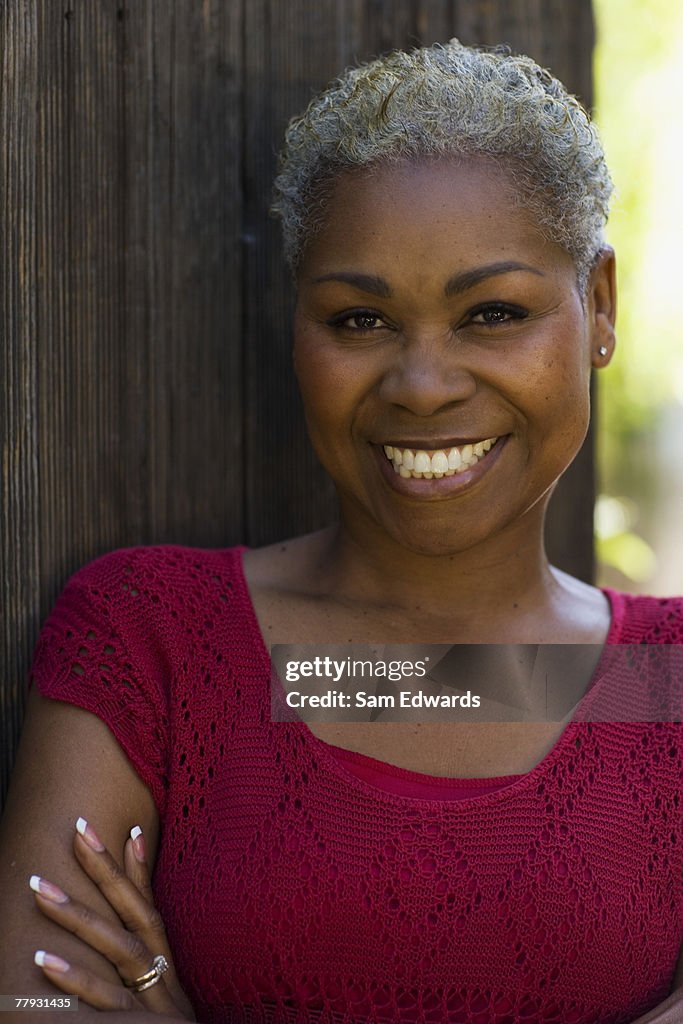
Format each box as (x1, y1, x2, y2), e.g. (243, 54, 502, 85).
(62, 543, 246, 593)
(49, 543, 249, 625)
(603, 587, 683, 643)
(33, 543, 254, 687)
(31, 544, 259, 793)
(28, 545, 254, 813)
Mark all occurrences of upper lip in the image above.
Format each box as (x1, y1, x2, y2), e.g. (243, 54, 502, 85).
(376, 436, 500, 449)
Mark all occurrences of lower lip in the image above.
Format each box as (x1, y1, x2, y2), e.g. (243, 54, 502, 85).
(373, 437, 508, 499)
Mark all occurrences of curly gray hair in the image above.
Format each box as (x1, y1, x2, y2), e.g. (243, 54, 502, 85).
(272, 39, 613, 292)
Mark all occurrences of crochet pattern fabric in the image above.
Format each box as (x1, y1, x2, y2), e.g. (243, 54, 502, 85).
(31, 545, 683, 1024)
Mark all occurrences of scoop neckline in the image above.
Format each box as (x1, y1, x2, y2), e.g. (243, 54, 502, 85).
(231, 544, 624, 809)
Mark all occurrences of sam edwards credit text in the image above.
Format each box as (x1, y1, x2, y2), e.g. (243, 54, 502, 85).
(285, 690, 481, 709)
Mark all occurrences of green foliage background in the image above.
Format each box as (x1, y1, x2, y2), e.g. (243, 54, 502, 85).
(593, 0, 683, 591)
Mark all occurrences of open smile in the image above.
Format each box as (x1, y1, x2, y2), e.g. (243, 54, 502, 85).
(383, 437, 498, 479)
(373, 435, 508, 498)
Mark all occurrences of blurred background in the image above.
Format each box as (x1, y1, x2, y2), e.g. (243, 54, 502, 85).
(593, 0, 683, 595)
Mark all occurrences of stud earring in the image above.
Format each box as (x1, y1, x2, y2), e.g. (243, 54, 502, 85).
(598, 346, 608, 357)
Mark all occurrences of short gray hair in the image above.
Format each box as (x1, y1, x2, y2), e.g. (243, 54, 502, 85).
(272, 39, 613, 292)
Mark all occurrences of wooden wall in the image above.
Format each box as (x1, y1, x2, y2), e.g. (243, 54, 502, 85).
(1, 0, 596, 805)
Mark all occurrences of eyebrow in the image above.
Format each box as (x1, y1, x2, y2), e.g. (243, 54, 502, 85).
(311, 261, 544, 298)
(311, 272, 392, 297)
(444, 261, 545, 296)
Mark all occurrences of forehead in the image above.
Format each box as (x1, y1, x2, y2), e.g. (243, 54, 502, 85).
(301, 157, 571, 282)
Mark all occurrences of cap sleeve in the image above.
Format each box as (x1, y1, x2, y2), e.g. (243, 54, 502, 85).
(29, 549, 171, 815)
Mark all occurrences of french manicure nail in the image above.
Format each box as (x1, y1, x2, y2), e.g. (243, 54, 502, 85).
(130, 825, 146, 863)
(34, 950, 70, 972)
(75, 817, 105, 852)
(29, 875, 69, 904)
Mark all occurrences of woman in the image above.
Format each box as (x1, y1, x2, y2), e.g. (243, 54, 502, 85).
(1, 38, 682, 1024)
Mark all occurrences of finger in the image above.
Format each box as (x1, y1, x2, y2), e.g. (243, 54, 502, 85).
(123, 831, 196, 1021)
(121, 828, 169, 965)
(73, 818, 175, 966)
(124, 828, 195, 1020)
(74, 818, 194, 1019)
(30, 876, 179, 1017)
(124, 825, 154, 904)
(34, 949, 144, 1013)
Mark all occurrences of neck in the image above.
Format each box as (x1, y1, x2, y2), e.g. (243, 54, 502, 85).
(314, 503, 561, 634)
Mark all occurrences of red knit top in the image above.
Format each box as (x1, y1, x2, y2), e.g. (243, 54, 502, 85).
(30, 545, 683, 1024)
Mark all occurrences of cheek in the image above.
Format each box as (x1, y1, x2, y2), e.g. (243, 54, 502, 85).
(530, 355, 592, 458)
(294, 340, 341, 432)
(493, 326, 592, 467)
(292, 337, 368, 473)
(293, 328, 382, 430)
(523, 322, 592, 403)
(295, 344, 348, 406)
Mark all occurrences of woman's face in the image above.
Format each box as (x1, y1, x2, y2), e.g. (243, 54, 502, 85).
(293, 158, 615, 557)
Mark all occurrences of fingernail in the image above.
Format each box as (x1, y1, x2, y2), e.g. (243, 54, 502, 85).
(75, 817, 105, 852)
(129, 825, 146, 863)
(34, 950, 70, 973)
(29, 875, 69, 904)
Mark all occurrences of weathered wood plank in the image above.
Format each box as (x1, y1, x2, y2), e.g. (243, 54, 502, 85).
(241, 0, 342, 546)
(154, 0, 244, 546)
(1, 0, 40, 801)
(35, 0, 126, 595)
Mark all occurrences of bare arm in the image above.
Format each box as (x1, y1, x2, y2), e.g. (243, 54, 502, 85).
(0, 687, 183, 1020)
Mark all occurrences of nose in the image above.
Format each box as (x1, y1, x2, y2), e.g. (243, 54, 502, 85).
(378, 332, 478, 416)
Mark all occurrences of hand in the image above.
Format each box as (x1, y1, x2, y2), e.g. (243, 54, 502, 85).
(29, 818, 195, 1019)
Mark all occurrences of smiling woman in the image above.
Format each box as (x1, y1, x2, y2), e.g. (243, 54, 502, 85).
(1, 36, 682, 1024)
(291, 159, 607, 554)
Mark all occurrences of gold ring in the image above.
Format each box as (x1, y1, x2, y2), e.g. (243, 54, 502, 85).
(125, 954, 169, 993)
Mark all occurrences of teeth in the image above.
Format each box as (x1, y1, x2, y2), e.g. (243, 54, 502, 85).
(447, 447, 461, 471)
(385, 437, 499, 480)
(431, 451, 449, 474)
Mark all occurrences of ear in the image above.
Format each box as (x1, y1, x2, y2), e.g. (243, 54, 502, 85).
(587, 246, 617, 367)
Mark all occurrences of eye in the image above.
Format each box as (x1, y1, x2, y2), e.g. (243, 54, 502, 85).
(467, 303, 529, 327)
(327, 310, 392, 333)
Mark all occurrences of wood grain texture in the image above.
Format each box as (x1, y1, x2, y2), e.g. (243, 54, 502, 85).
(1, 0, 596, 804)
(1, 0, 41, 797)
